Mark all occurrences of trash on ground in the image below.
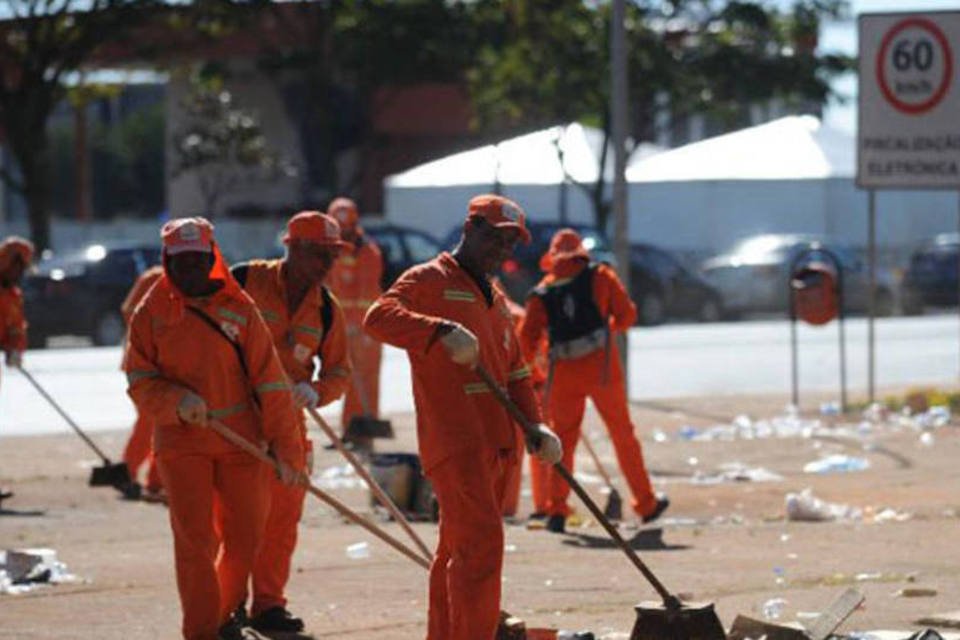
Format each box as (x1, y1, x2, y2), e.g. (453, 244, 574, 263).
(691, 462, 783, 485)
(894, 587, 938, 598)
(345, 541, 370, 560)
(316, 463, 367, 490)
(0, 548, 84, 595)
(728, 614, 809, 640)
(763, 597, 789, 620)
(786, 489, 862, 522)
(915, 611, 960, 630)
(803, 454, 871, 474)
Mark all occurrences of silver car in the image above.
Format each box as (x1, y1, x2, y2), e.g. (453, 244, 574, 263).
(700, 234, 897, 318)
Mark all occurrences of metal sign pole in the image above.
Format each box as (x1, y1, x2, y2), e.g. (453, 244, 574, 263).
(868, 190, 877, 403)
(957, 192, 960, 380)
(610, 0, 630, 379)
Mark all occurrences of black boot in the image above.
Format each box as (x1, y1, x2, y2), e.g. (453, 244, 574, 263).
(642, 494, 670, 524)
(250, 606, 305, 633)
(546, 514, 566, 533)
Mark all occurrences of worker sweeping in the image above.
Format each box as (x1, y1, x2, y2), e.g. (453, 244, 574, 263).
(0, 236, 34, 506)
(119, 264, 165, 501)
(326, 196, 384, 452)
(230, 210, 352, 634)
(123, 217, 302, 640)
(364, 194, 562, 640)
(519, 228, 669, 533)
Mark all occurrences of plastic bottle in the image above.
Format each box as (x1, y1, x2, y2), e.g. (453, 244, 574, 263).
(762, 597, 788, 620)
(802, 454, 870, 474)
(345, 542, 370, 560)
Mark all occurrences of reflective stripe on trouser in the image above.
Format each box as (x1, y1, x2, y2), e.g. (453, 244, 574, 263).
(158, 449, 270, 640)
(251, 444, 308, 616)
(545, 348, 657, 519)
(427, 448, 510, 640)
(341, 335, 382, 428)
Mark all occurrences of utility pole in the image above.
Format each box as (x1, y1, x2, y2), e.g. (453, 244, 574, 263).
(611, 0, 630, 377)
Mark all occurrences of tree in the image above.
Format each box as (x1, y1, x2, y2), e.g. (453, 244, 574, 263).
(171, 73, 293, 217)
(0, 0, 158, 249)
(467, 0, 853, 232)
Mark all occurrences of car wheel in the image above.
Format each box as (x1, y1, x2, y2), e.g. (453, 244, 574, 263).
(92, 310, 125, 346)
(639, 292, 665, 326)
(698, 297, 722, 323)
(874, 288, 894, 317)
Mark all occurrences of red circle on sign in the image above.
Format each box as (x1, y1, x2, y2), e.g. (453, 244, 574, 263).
(876, 17, 953, 115)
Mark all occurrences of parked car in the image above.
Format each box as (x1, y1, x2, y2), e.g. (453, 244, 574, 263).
(362, 222, 443, 290)
(442, 221, 615, 302)
(901, 233, 959, 314)
(22, 243, 161, 347)
(630, 244, 724, 325)
(700, 233, 897, 318)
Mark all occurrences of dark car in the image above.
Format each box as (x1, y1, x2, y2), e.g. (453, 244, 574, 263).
(630, 244, 724, 325)
(700, 233, 898, 318)
(901, 233, 959, 314)
(22, 243, 161, 347)
(363, 222, 443, 290)
(441, 221, 615, 302)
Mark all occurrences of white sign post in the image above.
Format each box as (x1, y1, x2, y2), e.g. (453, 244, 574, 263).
(858, 11, 960, 400)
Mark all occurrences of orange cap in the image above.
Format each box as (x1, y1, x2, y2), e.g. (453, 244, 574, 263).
(467, 194, 531, 244)
(328, 197, 359, 232)
(161, 217, 214, 255)
(0, 236, 35, 271)
(539, 228, 589, 272)
(282, 210, 352, 249)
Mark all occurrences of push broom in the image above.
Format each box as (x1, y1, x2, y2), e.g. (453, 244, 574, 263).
(474, 364, 726, 640)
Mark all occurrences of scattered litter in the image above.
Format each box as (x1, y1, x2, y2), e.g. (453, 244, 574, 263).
(504, 544, 518, 553)
(919, 432, 935, 447)
(786, 489, 862, 522)
(821, 401, 842, 416)
(0, 548, 84, 595)
(894, 587, 937, 598)
(316, 464, 367, 490)
(915, 611, 960, 629)
(345, 542, 370, 560)
(803, 454, 870, 474)
(651, 429, 668, 443)
(762, 597, 788, 620)
(866, 507, 912, 524)
(691, 463, 783, 485)
(774, 566, 786, 585)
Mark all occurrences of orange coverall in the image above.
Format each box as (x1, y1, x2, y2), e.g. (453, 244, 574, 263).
(237, 259, 351, 616)
(519, 258, 657, 519)
(326, 235, 383, 430)
(364, 252, 541, 640)
(496, 285, 548, 518)
(120, 265, 164, 492)
(124, 273, 302, 640)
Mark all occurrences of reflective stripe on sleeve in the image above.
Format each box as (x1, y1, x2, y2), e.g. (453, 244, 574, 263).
(217, 308, 248, 326)
(508, 366, 531, 381)
(255, 381, 291, 394)
(126, 370, 159, 384)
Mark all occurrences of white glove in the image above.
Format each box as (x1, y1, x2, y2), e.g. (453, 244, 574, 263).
(439, 323, 479, 367)
(292, 382, 319, 408)
(177, 391, 208, 427)
(5, 350, 23, 368)
(531, 423, 562, 464)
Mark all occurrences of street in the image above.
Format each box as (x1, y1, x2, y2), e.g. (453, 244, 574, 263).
(2, 314, 957, 437)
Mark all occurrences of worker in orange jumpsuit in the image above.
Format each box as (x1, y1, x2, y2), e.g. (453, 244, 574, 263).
(124, 217, 303, 640)
(231, 211, 352, 634)
(519, 228, 669, 534)
(119, 265, 165, 501)
(326, 197, 384, 451)
(495, 280, 549, 520)
(364, 194, 562, 640)
(0, 236, 34, 506)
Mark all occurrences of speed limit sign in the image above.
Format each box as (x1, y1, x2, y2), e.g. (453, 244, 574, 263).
(858, 12, 960, 189)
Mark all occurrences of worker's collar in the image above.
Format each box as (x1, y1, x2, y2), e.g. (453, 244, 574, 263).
(446, 251, 493, 307)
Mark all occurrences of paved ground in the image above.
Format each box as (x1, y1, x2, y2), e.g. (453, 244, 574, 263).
(2, 390, 959, 639)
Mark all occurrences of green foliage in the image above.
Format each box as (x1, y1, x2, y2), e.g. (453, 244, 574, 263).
(171, 73, 293, 215)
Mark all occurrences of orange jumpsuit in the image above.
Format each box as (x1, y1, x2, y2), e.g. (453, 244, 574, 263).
(120, 265, 164, 493)
(0, 284, 26, 354)
(364, 252, 541, 640)
(326, 235, 383, 431)
(236, 259, 351, 617)
(495, 284, 549, 518)
(124, 274, 302, 640)
(519, 259, 657, 520)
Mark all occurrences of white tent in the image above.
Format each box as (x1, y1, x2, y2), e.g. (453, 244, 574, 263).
(385, 122, 661, 237)
(625, 115, 956, 256)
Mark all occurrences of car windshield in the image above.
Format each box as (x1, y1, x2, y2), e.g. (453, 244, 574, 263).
(33, 245, 112, 277)
(726, 234, 820, 264)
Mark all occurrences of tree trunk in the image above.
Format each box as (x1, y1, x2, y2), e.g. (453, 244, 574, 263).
(21, 150, 52, 252)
